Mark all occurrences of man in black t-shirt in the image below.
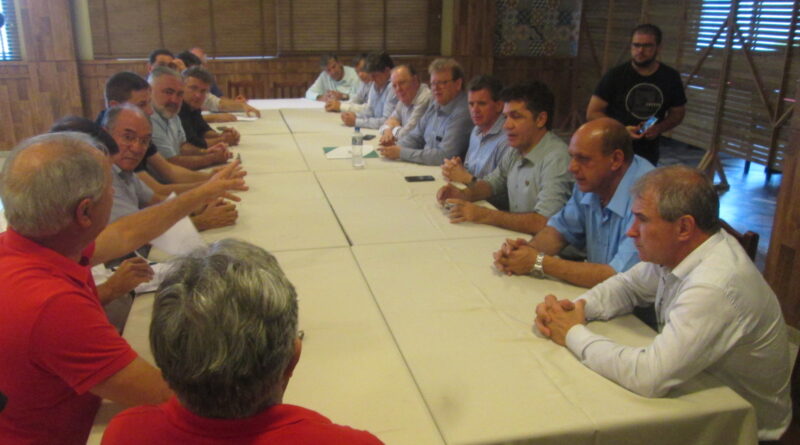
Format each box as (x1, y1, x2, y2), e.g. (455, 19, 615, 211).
(587, 24, 686, 166)
(179, 67, 240, 149)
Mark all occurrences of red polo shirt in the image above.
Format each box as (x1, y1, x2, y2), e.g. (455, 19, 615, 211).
(102, 397, 384, 445)
(0, 229, 137, 445)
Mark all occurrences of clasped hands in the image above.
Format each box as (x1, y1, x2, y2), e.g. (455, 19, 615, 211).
(534, 295, 586, 346)
(435, 184, 486, 224)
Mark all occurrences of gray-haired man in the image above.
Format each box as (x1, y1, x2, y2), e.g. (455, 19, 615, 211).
(102, 239, 384, 444)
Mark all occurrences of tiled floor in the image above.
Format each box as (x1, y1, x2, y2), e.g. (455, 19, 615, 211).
(659, 138, 781, 271)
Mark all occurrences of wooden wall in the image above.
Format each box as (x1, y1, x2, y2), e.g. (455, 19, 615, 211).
(0, 0, 83, 150)
(766, 79, 800, 329)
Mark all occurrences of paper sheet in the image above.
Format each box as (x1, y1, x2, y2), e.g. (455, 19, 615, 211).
(150, 214, 206, 255)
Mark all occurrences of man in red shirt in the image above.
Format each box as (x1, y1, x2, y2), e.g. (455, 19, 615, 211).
(102, 239, 383, 445)
(0, 132, 246, 444)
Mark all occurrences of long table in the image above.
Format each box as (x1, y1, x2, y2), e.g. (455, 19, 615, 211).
(89, 103, 758, 445)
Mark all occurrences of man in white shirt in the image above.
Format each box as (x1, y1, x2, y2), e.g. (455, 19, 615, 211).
(535, 165, 792, 441)
(305, 54, 362, 102)
(378, 65, 431, 145)
(325, 54, 371, 113)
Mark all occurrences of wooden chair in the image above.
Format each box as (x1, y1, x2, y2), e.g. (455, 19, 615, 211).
(719, 219, 759, 261)
(272, 80, 308, 99)
(227, 80, 264, 100)
(778, 349, 800, 444)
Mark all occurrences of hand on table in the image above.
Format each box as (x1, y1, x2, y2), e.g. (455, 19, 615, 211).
(379, 129, 396, 146)
(493, 239, 538, 276)
(221, 127, 240, 146)
(242, 103, 261, 118)
(435, 183, 467, 205)
(376, 145, 401, 160)
(535, 295, 586, 345)
(341, 112, 356, 127)
(441, 157, 473, 184)
(444, 199, 487, 224)
(192, 198, 238, 231)
(324, 90, 347, 101)
(325, 99, 341, 112)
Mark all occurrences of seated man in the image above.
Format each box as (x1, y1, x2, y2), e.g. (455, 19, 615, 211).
(378, 58, 472, 165)
(0, 133, 178, 445)
(441, 75, 509, 184)
(325, 53, 371, 113)
(305, 53, 363, 102)
(188, 46, 223, 97)
(534, 165, 791, 441)
(103, 104, 241, 231)
(102, 239, 384, 445)
(378, 64, 431, 145)
(179, 67, 240, 148)
(148, 66, 232, 171)
(493, 118, 653, 288)
(147, 48, 179, 73)
(340, 52, 397, 129)
(437, 80, 571, 233)
(99, 71, 218, 193)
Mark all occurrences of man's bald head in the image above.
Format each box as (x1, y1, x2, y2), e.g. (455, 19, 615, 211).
(1, 133, 108, 237)
(574, 118, 634, 163)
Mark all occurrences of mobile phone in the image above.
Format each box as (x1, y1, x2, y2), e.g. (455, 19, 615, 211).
(404, 175, 435, 182)
(638, 116, 658, 134)
(362, 134, 376, 141)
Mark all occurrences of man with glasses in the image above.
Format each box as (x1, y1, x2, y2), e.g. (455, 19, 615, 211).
(586, 24, 686, 166)
(378, 58, 472, 165)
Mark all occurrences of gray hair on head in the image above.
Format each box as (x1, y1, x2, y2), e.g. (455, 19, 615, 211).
(147, 65, 182, 85)
(150, 239, 299, 419)
(102, 103, 149, 133)
(1, 132, 108, 238)
(428, 58, 464, 83)
(631, 165, 721, 234)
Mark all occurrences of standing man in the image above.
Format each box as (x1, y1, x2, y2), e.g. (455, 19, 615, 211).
(586, 24, 686, 165)
(534, 165, 791, 441)
(436, 81, 572, 234)
(378, 58, 472, 165)
(378, 65, 431, 145)
(305, 54, 362, 102)
(148, 66, 232, 170)
(340, 52, 397, 129)
(493, 118, 653, 289)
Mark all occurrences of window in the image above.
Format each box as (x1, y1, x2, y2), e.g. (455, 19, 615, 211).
(0, 0, 21, 61)
(696, 1, 798, 52)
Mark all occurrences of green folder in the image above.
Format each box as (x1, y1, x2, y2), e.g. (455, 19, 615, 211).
(323, 146, 379, 158)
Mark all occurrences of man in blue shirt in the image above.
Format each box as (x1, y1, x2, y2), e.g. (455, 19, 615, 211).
(305, 54, 362, 102)
(437, 81, 572, 234)
(340, 52, 397, 129)
(377, 58, 472, 165)
(493, 117, 654, 289)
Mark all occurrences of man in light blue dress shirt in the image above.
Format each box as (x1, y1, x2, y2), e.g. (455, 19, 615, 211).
(340, 52, 398, 129)
(494, 118, 653, 289)
(437, 81, 572, 234)
(377, 58, 472, 165)
(305, 54, 363, 102)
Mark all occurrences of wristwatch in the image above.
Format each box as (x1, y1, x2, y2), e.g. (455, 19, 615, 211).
(468, 175, 478, 186)
(530, 252, 545, 278)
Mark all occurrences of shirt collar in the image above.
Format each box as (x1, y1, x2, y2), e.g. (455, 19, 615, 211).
(164, 397, 330, 437)
(605, 155, 647, 216)
(519, 130, 554, 164)
(2, 228, 94, 283)
(434, 90, 465, 115)
(669, 229, 724, 279)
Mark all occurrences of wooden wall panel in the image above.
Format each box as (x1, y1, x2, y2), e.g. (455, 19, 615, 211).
(16, 0, 76, 61)
(766, 79, 800, 329)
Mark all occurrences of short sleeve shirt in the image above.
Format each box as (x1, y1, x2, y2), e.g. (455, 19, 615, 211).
(150, 112, 186, 159)
(0, 229, 137, 445)
(110, 164, 155, 223)
(483, 131, 573, 216)
(547, 155, 654, 272)
(178, 105, 213, 149)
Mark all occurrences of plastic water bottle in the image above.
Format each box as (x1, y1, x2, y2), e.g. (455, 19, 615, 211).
(351, 126, 364, 169)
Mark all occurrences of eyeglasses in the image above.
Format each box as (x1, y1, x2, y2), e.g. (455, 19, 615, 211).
(631, 43, 656, 49)
(430, 79, 453, 88)
(117, 131, 151, 147)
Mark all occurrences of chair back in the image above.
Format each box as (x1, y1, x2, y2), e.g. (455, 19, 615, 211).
(227, 80, 264, 100)
(719, 219, 759, 261)
(272, 81, 308, 99)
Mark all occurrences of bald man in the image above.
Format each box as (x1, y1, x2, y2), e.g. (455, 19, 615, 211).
(494, 118, 654, 288)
